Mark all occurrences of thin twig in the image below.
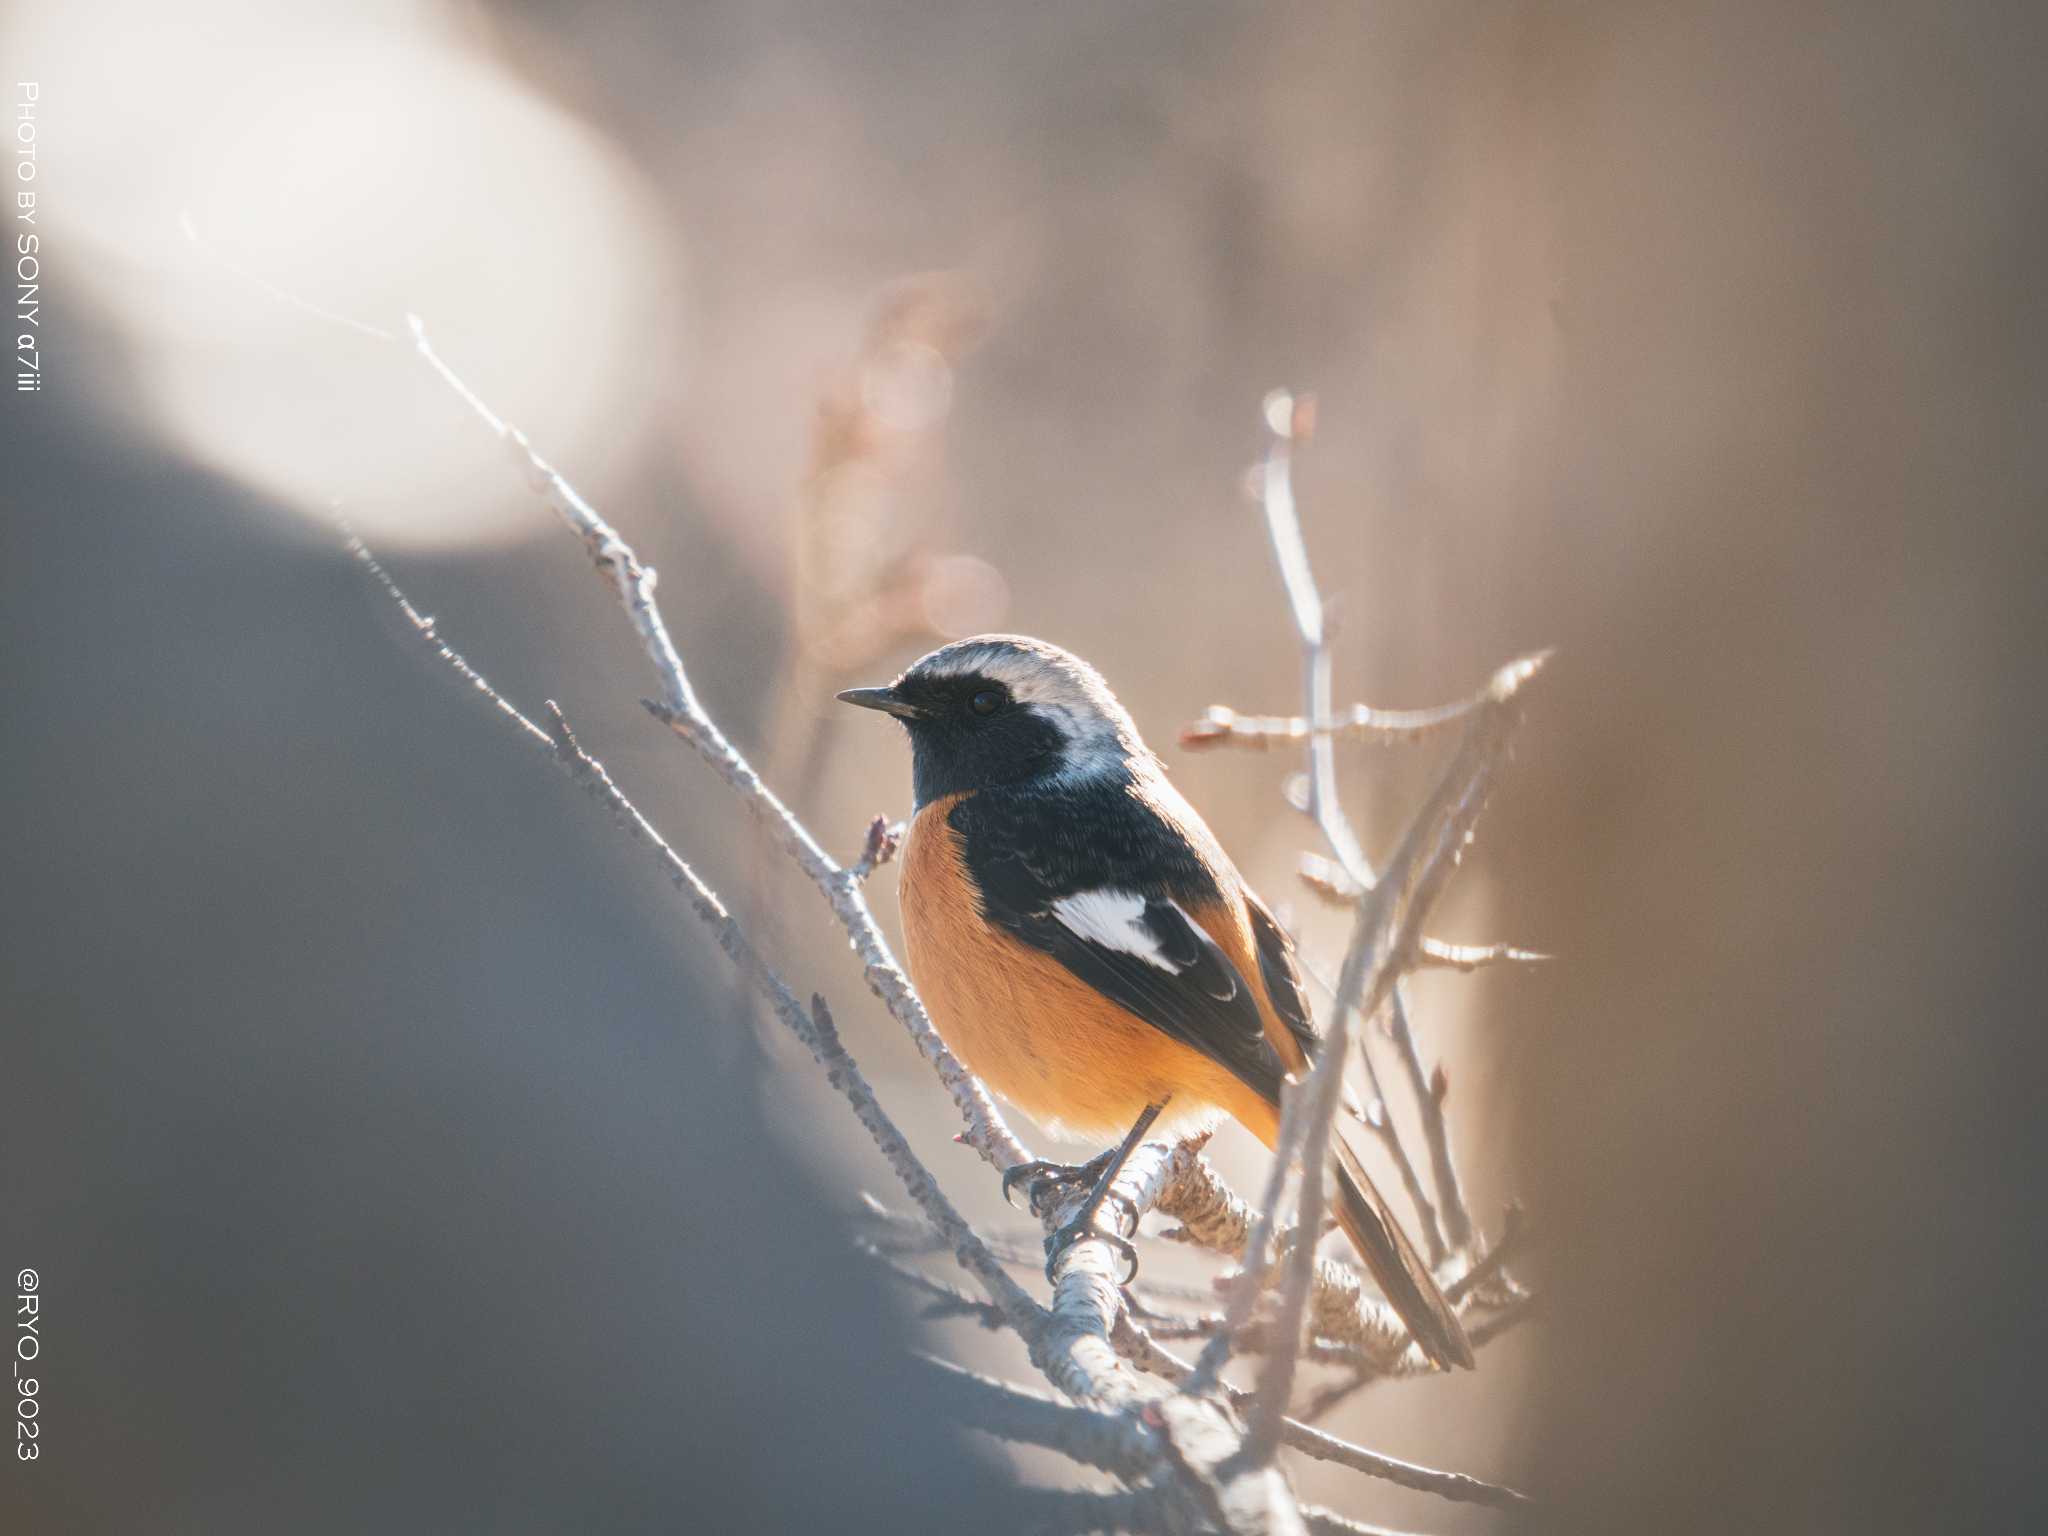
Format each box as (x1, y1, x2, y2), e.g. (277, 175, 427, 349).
(1414, 937, 1550, 972)
(860, 1240, 1009, 1329)
(1244, 954, 1357, 1457)
(1298, 855, 1546, 971)
(1253, 392, 1374, 889)
(355, 532, 1322, 1528)
(1143, 1142, 1452, 1376)
(1295, 953, 1443, 1266)
(395, 323, 1309, 1526)
(1179, 698, 1483, 751)
(1247, 393, 1471, 1261)
(1241, 759, 1503, 1442)
(349, 538, 1041, 1327)
(849, 814, 905, 880)
(1279, 1418, 1530, 1510)
(1243, 390, 1514, 1257)
(1444, 1204, 1528, 1306)
(1358, 651, 1547, 1262)
(1184, 1078, 1318, 1396)
(1115, 1319, 1530, 1510)
(180, 211, 399, 342)
(1140, 1313, 1399, 1377)
(1468, 1292, 1540, 1349)
(863, 1204, 1228, 1308)
(919, 1355, 1158, 1474)
(1166, 393, 1547, 1452)
(1295, 1368, 1376, 1424)
(403, 314, 1034, 1176)
(197, 194, 1550, 1522)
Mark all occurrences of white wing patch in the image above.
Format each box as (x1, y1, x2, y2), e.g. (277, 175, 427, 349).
(1052, 889, 1183, 972)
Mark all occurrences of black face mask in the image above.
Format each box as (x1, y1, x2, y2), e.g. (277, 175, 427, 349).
(883, 672, 1073, 809)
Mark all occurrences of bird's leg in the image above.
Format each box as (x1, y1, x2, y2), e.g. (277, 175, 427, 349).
(1041, 1100, 1167, 1285)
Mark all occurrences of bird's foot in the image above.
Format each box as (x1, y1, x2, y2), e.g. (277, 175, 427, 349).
(1000, 1149, 1118, 1215)
(1043, 1203, 1140, 1285)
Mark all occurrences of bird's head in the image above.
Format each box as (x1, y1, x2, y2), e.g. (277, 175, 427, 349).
(837, 634, 1145, 808)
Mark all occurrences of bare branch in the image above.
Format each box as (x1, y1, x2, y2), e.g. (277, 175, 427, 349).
(1295, 852, 1365, 906)
(1413, 936, 1550, 972)
(1251, 392, 1375, 890)
(1243, 393, 1470, 1263)
(403, 315, 1034, 1176)
(1150, 393, 1548, 1452)
(1295, 953, 1444, 1267)
(1294, 1368, 1377, 1425)
(387, 325, 1331, 1527)
(1115, 1318, 1530, 1510)
(1143, 1141, 1447, 1377)
(1245, 985, 1355, 1457)
(1239, 709, 1531, 1436)
(919, 1356, 1157, 1474)
(1303, 1260, 1434, 1374)
(1469, 1293, 1540, 1349)
(1299, 856, 1548, 971)
(180, 211, 399, 342)
(1183, 1077, 1320, 1397)
(355, 531, 1330, 1528)
(1443, 1204, 1529, 1307)
(1279, 1418, 1530, 1510)
(1140, 1313, 1402, 1378)
(805, 993, 1045, 1318)
(342, 321, 1534, 1527)
(860, 1196, 1231, 1309)
(350, 537, 1042, 1328)
(1179, 698, 1483, 752)
(1351, 653, 1549, 1006)
(861, 1240, 1009, 1329)
(1152, 1145, 1258, 1256)
(933, 1366, 1376, 1536)
(1144, 1244, 1529, 1385)
(1235, 390, 1552, 1260)
(849, 814, 906, 880)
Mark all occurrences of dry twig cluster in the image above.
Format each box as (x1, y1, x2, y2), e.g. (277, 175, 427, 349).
(347, 320, 1546, 1533)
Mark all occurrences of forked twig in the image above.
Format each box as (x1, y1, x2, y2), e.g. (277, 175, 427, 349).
(1204, 390, 1546, 1261)
(401, 313, 1033, 1178)
(325, 294, 1538, 1526)
(348, 537, 1039, 1323)
(1170, 392, 1545, 1467)
(198, 181, 1549, 1523)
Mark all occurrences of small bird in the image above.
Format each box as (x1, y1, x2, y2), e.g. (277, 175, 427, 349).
(839, 634, 1474, 1370)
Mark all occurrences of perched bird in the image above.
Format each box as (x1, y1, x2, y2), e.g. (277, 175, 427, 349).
(839, 634, 1474, 1370)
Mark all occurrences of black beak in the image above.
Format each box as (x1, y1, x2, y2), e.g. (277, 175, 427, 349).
(835, 686, 926, 720)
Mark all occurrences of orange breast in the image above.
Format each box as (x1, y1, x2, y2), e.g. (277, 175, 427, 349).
(899, 793, 1288, 1146)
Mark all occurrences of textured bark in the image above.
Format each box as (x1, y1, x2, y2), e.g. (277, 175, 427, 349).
(346, 327, 1541, 1531)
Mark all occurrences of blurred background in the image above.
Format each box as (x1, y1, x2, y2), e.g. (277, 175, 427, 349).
(3, 1, 2044, 1531)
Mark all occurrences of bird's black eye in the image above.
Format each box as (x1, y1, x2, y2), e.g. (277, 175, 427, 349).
(970, 689, 1002, 717)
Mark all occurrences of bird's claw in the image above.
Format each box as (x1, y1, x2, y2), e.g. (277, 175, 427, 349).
(999, 1150, 1116, 1214)
(999, 1159, 1060, 1211)
(1043, 1207, 1140, 1286)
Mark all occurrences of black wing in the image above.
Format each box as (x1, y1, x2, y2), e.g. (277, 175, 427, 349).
(1245, 894, 1320, 1067)
(952, 788, 1288, 1102)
